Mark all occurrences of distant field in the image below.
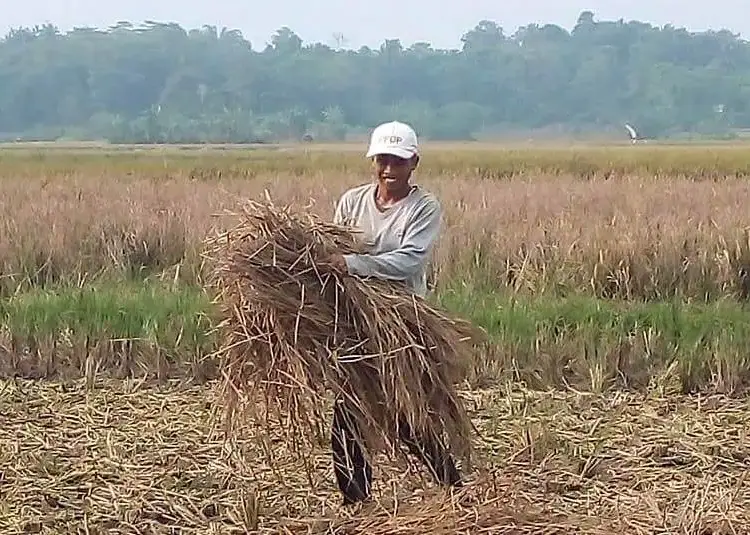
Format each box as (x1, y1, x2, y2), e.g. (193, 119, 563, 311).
(1, 143, 749, 533)
(5, 136, 750, 151)
(5, 141, 750, 178)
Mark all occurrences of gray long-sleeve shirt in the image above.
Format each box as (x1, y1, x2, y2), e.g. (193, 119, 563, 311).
(333, 183, 442, 298)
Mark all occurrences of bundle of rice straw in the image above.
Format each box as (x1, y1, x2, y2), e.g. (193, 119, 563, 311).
(202, 196, 484, 468)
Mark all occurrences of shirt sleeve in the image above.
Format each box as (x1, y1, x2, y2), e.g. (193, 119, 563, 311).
(343, 198, 442, 281)
(333, 193, 349, 225)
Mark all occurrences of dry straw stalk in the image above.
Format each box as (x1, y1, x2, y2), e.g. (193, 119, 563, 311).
(202, 196, 484, 468)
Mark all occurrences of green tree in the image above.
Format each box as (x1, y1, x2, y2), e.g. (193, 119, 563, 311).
(1, 12, 749, 142)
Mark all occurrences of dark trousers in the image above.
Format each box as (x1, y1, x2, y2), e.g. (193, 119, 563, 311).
(331, 397, 463, 505)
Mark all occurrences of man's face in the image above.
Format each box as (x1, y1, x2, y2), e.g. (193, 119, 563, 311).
(372, 153, 418, 194)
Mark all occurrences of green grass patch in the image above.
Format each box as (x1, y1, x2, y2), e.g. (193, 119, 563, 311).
(438, 287, 750, 343)
(0, 281, 215, 380)
(1, 280, 212, 347)
(2, 281, 749, 393)
(438, 286, 750, 393)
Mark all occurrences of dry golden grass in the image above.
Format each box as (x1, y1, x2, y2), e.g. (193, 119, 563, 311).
(0, 147, 749, 300)
(1, 378, 748, 534)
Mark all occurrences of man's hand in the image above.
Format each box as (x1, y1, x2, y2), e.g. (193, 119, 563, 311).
(327, 254, 349, 273)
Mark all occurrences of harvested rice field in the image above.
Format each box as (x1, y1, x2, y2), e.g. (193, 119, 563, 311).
(2, 143, 750, 533)
(1, 379, 748, 534)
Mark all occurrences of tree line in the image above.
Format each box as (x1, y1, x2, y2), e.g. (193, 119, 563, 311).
(1, 11, 749, 143)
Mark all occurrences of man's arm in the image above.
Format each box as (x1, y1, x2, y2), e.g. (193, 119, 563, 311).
(343, 199, 442, 281)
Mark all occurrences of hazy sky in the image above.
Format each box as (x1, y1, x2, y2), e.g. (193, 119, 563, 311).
(4, 0, 748, 50)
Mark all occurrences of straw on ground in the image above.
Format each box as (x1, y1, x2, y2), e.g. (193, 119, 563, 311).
(1, 378, 748, 534)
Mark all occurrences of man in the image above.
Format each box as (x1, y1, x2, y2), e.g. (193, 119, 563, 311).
(327, 120, 463, 506)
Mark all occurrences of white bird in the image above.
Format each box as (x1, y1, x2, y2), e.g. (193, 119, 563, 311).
(624, 123, 638, 144)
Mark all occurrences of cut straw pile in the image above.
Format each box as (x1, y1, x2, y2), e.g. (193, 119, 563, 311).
(202, 197, 484, 468)
(4, 379, 749, 534)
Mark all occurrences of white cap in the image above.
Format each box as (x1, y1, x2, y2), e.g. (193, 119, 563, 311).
(365, 121, 419, 160)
